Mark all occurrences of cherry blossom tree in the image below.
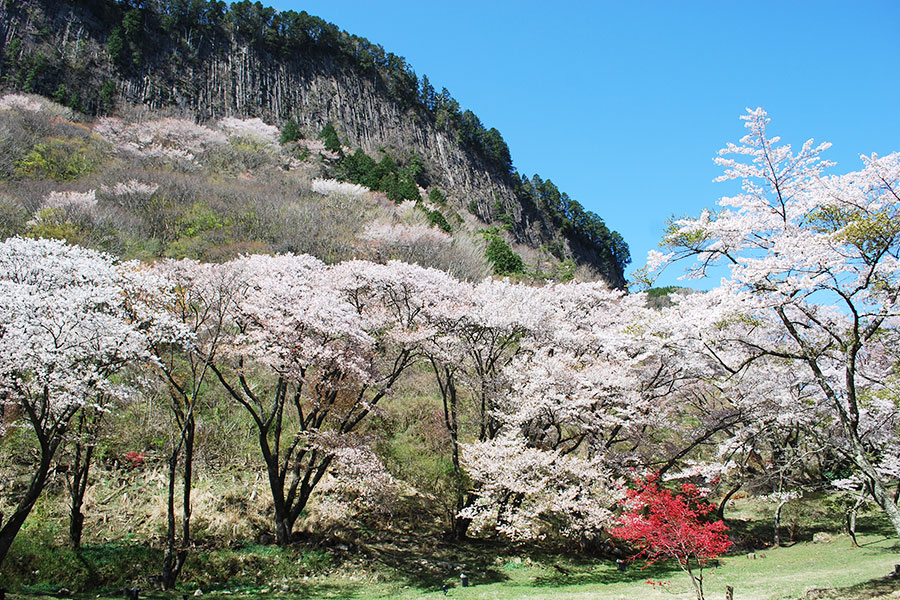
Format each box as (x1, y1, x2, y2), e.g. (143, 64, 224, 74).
(456, 283, 678, 540)
(461, 432, 620, 541)
(93, 117, 227, 165)
(652, 108, 900, 536)
(208, 255, 434, 544)
(123, 258, 238, 588)
(422, 277, 555, 538)
(0, 237, 145, 565)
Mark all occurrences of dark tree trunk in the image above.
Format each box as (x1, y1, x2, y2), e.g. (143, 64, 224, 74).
(716, 483, 742, 522)
(66, 408, 102, 549)
(0, 450, 54, 565)
(161, 414, 195, 589)
(176, 415, 194, 578)
(161, 441, 180, 590)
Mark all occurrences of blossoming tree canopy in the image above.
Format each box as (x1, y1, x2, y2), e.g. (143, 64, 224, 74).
(653, 108, 900, 536)
(0, 237, 145, 419)
(0, 237, 145, 563)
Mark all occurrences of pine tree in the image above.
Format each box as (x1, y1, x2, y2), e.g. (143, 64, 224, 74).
(280, 118, 301, 144)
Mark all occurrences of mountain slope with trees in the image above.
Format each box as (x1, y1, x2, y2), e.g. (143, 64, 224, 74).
(0, 0, 629, 286)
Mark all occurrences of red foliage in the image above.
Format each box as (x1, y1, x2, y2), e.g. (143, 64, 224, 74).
(124, 451, 146, 468)
(610, 474, 732, 568)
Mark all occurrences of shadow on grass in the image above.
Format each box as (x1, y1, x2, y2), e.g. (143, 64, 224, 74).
(360, 534, 510, 591)
(531, 559, 681, 588)
(803, 574, 900, 600)
(856, 538, 900, 554)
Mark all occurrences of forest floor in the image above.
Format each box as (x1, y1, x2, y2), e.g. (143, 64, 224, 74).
(3, 497, 900, 600)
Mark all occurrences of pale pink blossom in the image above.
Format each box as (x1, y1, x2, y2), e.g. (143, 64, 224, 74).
(41, 190, 98, 213)
(311, 178, 370, 198)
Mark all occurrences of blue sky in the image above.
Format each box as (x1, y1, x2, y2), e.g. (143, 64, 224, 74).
(272, 0, 900, 287)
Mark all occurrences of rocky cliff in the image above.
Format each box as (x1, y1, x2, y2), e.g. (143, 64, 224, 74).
(0, 0, 627, 286)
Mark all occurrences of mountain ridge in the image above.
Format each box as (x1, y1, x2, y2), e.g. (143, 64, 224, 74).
(0, 0, 629, 286)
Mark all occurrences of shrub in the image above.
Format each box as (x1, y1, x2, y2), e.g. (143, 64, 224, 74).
(484, 235, 523, 276)
(426, 208, 452, 233)
(428, 187, 447, 206)
(15, 137, 101, 181)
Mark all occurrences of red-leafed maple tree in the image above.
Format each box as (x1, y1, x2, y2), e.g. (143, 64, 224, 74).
(610, 474, 732, 600)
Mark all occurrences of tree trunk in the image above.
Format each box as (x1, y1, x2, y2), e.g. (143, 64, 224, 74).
(68, 452, 90, 549)
(259, 431, 292, 546)
(716, 483, 742, 522)
(0, 451, 54, 565)
(175, 415, 194, 578)
(67, 409, 101, 549)
(161, 443, 180, 590)
(846, 494, 863, 548)
(683, 560, 704, 600)
(773, 499, 788, 547)
(161, 415, 195, 588)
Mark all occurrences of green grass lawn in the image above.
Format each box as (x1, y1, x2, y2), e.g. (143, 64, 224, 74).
(351, 534, 900, 600)
(15, 533, 894, 600)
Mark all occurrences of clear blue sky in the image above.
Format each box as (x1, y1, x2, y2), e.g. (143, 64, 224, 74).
(272, 0, 900, 287)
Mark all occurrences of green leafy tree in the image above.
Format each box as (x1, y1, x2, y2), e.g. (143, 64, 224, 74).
(53, 84, 68, 105)
(106, 27, 125, 64)
(122, 9, 144, 40)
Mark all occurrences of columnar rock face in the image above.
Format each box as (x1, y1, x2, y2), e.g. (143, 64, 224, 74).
(0, 0, 626, 287)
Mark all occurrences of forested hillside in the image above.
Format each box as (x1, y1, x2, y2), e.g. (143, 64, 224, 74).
(0, 0, 630, 285)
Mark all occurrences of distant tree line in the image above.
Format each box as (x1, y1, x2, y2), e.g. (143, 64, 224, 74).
(517, 174, 630, 274)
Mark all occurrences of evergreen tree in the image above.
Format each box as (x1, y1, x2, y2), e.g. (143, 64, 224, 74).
(99, 81, 117, 114)
(280, 118, 301, 144)
(318, 122, 342, 154)
(485, 235, 524, 276)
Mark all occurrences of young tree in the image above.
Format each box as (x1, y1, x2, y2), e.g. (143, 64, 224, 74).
(611, 475, 732, 600)
(653, 108, 900, 536)
(125, 259, 236, 588)
(318, 122, 342, 154)
(0, 237, 144, 565)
